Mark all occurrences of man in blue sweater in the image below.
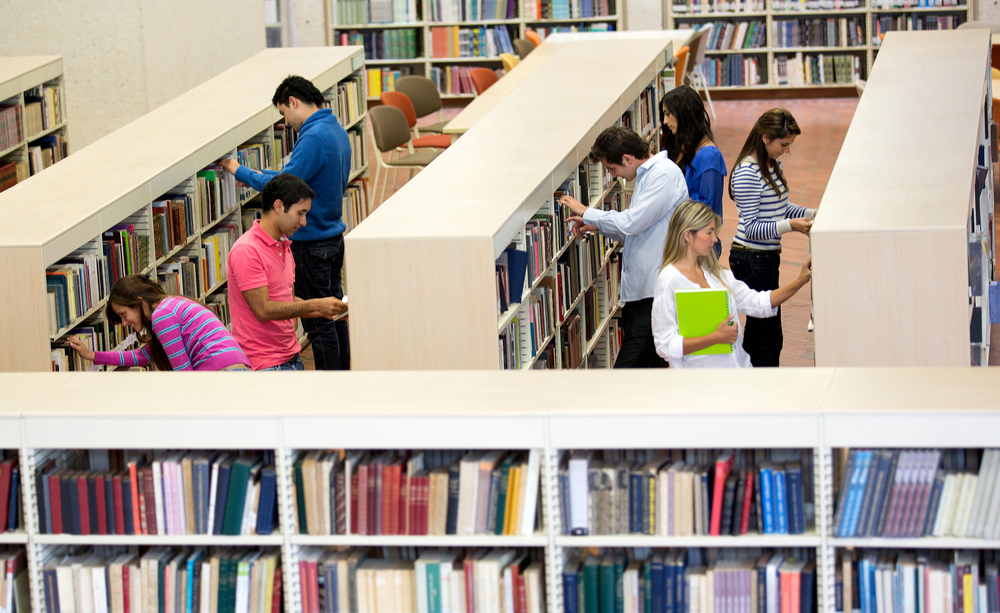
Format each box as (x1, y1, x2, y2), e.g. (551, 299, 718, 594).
(221, 75, 353, 370)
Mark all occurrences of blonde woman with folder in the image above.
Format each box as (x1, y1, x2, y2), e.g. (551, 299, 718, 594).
(650, 200, 811, 368)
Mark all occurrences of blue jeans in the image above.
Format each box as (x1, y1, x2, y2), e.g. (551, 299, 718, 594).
(728, 244, 782, 367)
(291, 235, 350, 370)
(259, 354, 305, 371)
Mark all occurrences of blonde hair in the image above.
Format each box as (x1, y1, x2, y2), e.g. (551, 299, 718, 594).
(661, 200, 728, 286)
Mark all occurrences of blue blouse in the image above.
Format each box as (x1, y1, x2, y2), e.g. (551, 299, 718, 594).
(683, 145, 727, 219)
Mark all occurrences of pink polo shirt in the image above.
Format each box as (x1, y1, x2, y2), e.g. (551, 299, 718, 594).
(227, 220, 301, 369)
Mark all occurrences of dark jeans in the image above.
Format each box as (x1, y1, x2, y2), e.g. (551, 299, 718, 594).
(728, 245, 781, 367)
(614, 298, 662, 368)
(291, 235, 350, 370)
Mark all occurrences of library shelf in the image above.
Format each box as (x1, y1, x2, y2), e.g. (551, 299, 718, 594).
(32, 534, 286, 546)
(555, 532, 823, 548)
(812, 31, 995, 367)
(289, 534, 549, 547)
(0, 56, 68, 191)
(828, 537, 1000, 549)
(0, 531, 28, 545)
(363, 57, 428, 64)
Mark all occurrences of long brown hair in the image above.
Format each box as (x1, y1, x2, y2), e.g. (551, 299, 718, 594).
(660, 86, 714, 173)
(727, 108, 800, 200)
(661, 200, 728, 289)
(105, 275, 171, 371)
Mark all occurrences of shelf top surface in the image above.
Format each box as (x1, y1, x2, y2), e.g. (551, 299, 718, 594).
(445, 30, 691, 135)
(0, 56, 62, 88)
(813, 30, 990, 234)
(0, 47, 363, 251)
(348, 37, 675, 243)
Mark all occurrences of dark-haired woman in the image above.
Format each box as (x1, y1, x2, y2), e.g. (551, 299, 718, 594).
(67, 275, 251, 371)
(727, 107, 815, 367)
(660, 86, 727, 256)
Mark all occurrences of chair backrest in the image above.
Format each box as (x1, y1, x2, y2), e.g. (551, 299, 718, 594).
(525, 30, 542, 47)
(394, 76, 443, 118)
(500, 53, 520, 73)
(672, 46, 689, 88)
(992, 67, 1000, 80)
(470, 68, 499, 94)
(380, 91, 418, 129)
(369, 105, 413, 153)
(686, 25, 712, 77)
(513, 38, 534, 59)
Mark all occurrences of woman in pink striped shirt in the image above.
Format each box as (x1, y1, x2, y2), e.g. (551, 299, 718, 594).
(68, 275, 251, 371)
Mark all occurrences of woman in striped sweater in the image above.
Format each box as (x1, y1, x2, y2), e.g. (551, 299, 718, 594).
(727, 108, 815, 367)
(67, 275, 251, 371)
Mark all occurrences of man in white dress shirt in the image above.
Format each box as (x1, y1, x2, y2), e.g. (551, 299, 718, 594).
(560, 126, 689, 368)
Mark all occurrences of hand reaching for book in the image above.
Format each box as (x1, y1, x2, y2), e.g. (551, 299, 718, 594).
(559, 194, 587, 216)
(314, 297, 348, 319)
(67, 336, 95, 361)
(568, 216, 597, 240)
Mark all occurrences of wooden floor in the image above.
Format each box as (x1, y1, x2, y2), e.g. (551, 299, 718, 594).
(305, 96, 1000, 369)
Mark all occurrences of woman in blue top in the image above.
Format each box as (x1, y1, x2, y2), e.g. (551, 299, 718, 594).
(660, 86, 727, 256)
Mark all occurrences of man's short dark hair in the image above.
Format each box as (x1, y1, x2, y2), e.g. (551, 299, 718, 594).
(272, 75, 326, 108)
(262, 173, 316, 214)
(589, 127, 651, 165)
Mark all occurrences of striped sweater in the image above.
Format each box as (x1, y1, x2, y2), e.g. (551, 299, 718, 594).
(93, 295, 250, 371)
(731, 158, 815, 250)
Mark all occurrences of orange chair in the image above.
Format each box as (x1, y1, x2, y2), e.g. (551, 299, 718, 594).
(672, 45, 689, 88)
(525, 29, 542, 47)
(470, 68, 499, 95)
(379, 92, 450, 150)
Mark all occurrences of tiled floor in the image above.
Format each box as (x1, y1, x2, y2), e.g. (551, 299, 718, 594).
(305, 96, 1000, 369)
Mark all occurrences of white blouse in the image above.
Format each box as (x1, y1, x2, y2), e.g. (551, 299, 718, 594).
(651, 263, 779, 368)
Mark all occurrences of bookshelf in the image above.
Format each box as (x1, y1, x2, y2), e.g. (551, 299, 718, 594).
(346, 37, 673, 370)
(445, 31, 693, 135)
(327, 0, 627, 100)
(812, 30, 995, 367)
(661, 0, 973, 90)
(0, 48, 372, 372)
(2, 366, 1000, 613)
(0, 56, 67, 194)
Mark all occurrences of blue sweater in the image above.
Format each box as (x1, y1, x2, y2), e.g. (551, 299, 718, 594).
(235, 108, 352, 241)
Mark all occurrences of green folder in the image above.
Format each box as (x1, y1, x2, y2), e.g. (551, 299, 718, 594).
(675, 288, 733, 355)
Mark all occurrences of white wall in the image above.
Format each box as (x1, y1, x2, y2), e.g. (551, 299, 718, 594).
(1, 0, 267, 151)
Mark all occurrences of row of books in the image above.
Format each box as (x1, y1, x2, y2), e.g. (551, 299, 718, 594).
(833, 448, 1000, 540)
(298, 547, 544, 613)
(51, 326, 110, 372)
(496, 247, 528, 315)
(560, 449, 811, 537)
(21, 100, 48, 139)
(40, 547, 281, 613)
(0, 105, 22, 152)
(202, 226, 239, 291)
(430, 0, 518, 20)
(525, 215, 555, 285)
(103, 225, 150, 286)
(522, 0, 616, 18)
(698, 21, 767, 50)
(873, 14, 964, 39)
(347, 127, 367, 177)
(557, 234, 613, 321)
(0, 160, 28, 195)
(628, 84, 659, 140)
(25, 83, 64, 131)
(343, 179, 371, 233)
(153, 195, 195, 259)
(564, 548, 816, 613)
(274, 123, 297, 167)
(429, 65, 485, 95)
(34, 450, 278, 536)
(0, 457, 21, 534)
(159, 256, 202, 299)
(290, 449, 541, 537)
(365, 67, 412, 98)
(837, 549, 1000, 613)
(585, 255, 620, 340)
(772, 17, 865, 48)
(771, 53, 861, 86)
(500, 316, 521, 368)
(871, 0, 964, 7)
(46, 253, 110, 337)
(561, 311, 583, 368)
(341, 0, 420, 24)
(330, 77, 366, 128)
(235, 144, 272, 203)
(502, 282, 557, 369)
(27, 135, 68, 175)
(338, 29, 420, 60)
(0, 548, 26, 613)
(206, 295, 231, 329)
(429, 26, 516, 58)
(672, 0, 765, 13)
(553, 177, 581, 252)
(699, 56, 764, 88)
(530, 23, 615, 38)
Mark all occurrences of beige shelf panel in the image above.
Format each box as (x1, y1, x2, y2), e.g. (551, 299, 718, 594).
(0, 56, 62, 102)
(812, 30, 992, 367)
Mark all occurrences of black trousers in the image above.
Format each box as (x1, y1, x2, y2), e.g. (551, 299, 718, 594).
(614, 297, 662, 368)
(291, 235, 350, 370)
(728, 245, 781, 367)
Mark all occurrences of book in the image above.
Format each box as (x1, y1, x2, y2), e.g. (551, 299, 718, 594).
(674, 288, 733, 355)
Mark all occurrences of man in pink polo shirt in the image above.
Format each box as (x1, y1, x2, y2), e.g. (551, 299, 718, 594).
(227, 174, 347, 370)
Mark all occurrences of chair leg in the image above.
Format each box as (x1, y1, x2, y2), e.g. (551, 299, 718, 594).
(700, 75, 716, 121)
(379, 164, 390, 205)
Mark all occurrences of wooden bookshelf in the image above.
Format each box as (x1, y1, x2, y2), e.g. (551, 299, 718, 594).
(2, 367, 1000, 613)
(327, 0, 627, 100)
(812, 30, 995, 366)
(445, 30, 693, 135)
(0, 56, 67, 192)
(0, 48, 372, 372)
(662, 0, 973, 90)
(346, 37, 671, 370)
